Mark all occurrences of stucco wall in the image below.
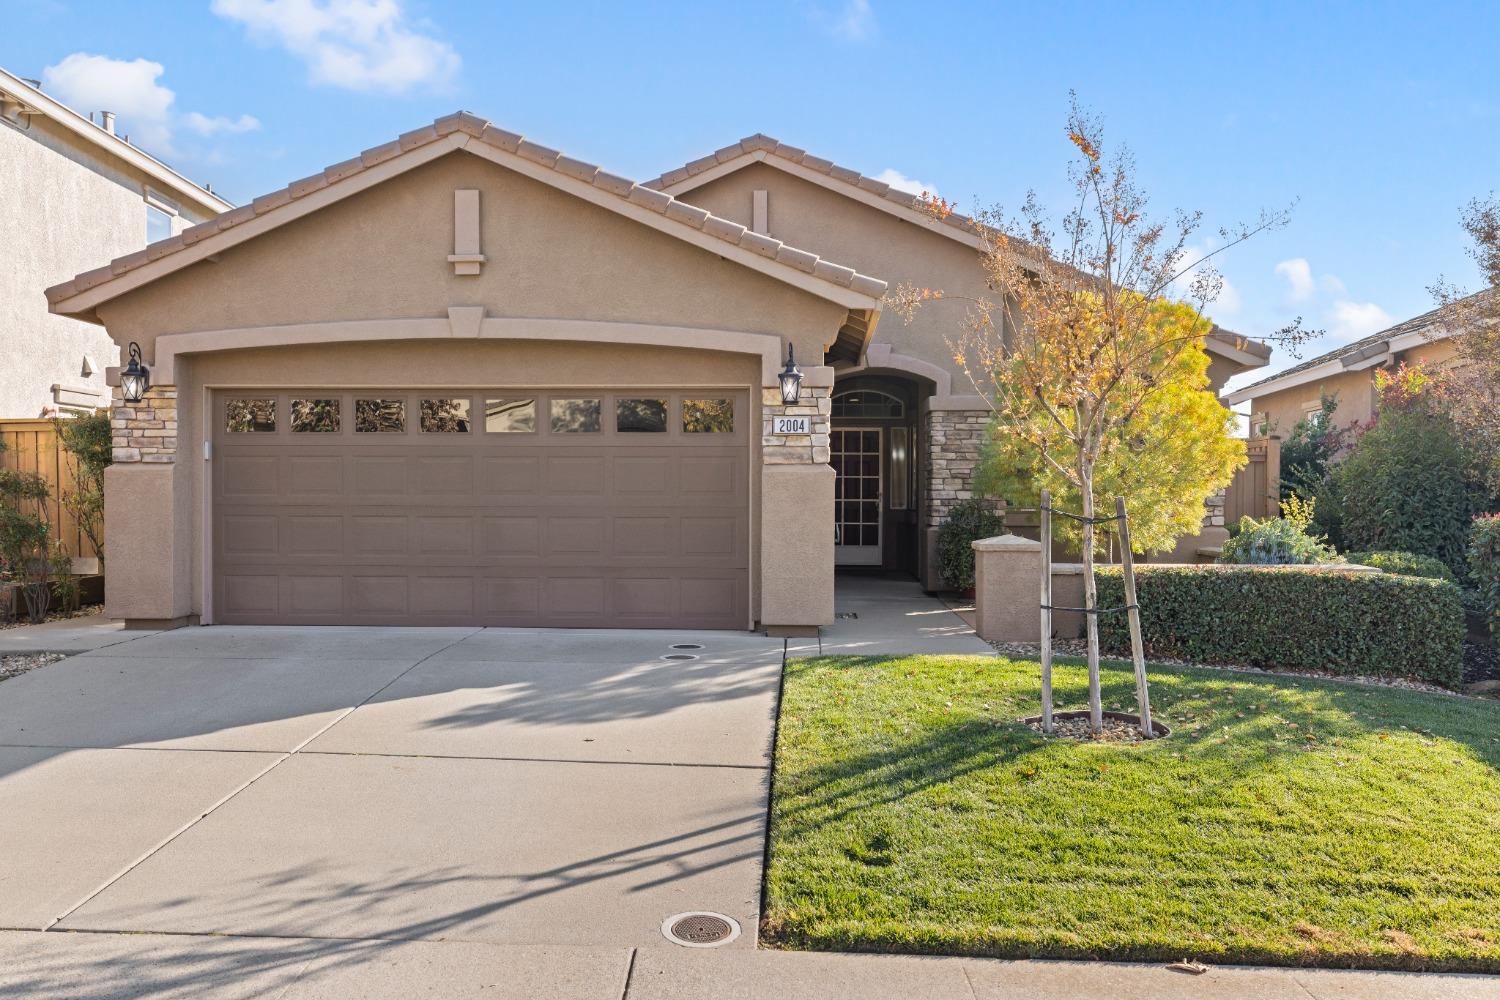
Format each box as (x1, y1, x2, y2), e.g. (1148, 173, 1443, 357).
(96, 151, 850, 367)
(677, 162, 1000, 384)
(0, 114, 212, 417)
(1250, 338, 1460, 438)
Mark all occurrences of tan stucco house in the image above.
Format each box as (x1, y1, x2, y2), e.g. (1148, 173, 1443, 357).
(1225, 304, 1462, 438)
(1, 66, 230, 418)
(46, 113, 1269, 632)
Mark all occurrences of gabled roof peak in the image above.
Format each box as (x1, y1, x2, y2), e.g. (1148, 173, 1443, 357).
(48, 112, 887, 320)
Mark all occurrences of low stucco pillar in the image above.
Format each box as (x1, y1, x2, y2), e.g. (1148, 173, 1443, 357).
(760, 463, 834, 632)
(972, 534, 1040, 642)
(103, 463, 193, 626)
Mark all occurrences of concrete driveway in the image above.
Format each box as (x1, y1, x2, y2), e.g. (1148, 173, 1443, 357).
(0, 625, 782, 949)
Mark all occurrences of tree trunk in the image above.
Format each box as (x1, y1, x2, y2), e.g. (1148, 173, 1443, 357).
(1079, 457, 1104, 733)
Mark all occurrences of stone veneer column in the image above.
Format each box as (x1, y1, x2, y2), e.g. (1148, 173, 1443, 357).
(104, 384, 192, 626)
(759, 367, 834, 635)
(922, 404, 992, 590)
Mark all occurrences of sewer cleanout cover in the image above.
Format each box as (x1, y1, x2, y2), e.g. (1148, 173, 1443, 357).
(662, 911, 741, 947)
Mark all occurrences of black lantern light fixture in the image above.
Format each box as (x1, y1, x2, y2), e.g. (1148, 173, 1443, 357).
(778, 344, 803, 406)
(121, 341, 150, 403)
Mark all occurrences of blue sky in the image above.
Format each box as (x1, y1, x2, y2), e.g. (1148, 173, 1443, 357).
(6, 1, 1497, 391)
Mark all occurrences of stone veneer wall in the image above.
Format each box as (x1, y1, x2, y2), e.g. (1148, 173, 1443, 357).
(925, 408, 989, 525)
(1202, 489, 1226, 529)
(762, 384, 832, 465)
(110, 386, 177, 463)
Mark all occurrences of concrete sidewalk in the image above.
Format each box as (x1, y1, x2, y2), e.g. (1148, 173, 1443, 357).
(788, 574, 991, 656)
(1, 931, 1491, 999)
(0, 614, 164, 655)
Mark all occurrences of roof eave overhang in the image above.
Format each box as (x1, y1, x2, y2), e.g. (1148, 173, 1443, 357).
(48, 129, 887, 324)
(657, 150, 990, 253)
(1223, 325, 1448, 405)
(0, 67, 232, 218)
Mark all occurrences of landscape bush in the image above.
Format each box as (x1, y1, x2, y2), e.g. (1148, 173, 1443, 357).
(1470, 514, 1500, 637)
(1219, 495, 1339, 565)
(936, 498, 1004, 591)
(1097, 565, 1465, 687)
(1343, 550, 1455, 581)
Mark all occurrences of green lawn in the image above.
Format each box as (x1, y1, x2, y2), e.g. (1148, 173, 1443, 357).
(765, 654, 1500, 971)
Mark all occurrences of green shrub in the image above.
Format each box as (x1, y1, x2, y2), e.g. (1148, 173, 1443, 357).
(1219, 498, 1339, 565)
(1469, 514, 1500, 637)
(1343, 550, 1455, 581)
(1335, 406, 1479, 577)
(1097, 566, 1465, 687)
(936, 498, 1004, 591)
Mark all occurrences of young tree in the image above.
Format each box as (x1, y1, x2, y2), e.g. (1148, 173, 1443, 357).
(54, 411, 112, 573)
(893, 98, 1308, 733)
(1430, 197, 1500, 491)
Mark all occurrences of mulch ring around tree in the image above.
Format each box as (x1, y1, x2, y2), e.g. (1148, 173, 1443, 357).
(1020, 710, 1171, 743)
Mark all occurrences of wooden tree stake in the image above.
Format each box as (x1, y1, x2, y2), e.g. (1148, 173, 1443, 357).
(1115, 496, 1155, 738)
(1039, 490, 1054, 734)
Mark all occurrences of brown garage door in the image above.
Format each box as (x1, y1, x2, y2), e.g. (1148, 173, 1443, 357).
(211, 389, 750, 628)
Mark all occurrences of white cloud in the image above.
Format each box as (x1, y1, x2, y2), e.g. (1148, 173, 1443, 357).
(43, 53, 176, 152)
(182, 111, 262, 136)
(41, 52, 258, 159)
(212, 0, 461, 94)
(832, 0, 876, 41)
(1329, 299, 1394, 341)
(1274, 257, 1315, 302)
(874, 167, 936, 197)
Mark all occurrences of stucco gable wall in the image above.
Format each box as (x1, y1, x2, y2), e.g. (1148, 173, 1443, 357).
(95, 151, 848, 360)
(678, 162, 994, 386)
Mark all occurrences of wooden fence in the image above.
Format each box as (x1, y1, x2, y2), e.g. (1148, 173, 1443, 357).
(0, 418, 101, 570)
(1223, 436, 1281, 524)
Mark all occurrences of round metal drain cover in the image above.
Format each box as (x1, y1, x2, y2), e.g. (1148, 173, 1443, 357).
(670, 643, 704, 650)
(662, 653, 698, 661)
(662, 911, 741, 947)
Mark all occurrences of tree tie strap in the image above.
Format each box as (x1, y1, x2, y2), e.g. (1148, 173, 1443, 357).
(1040, 603, 1137, 616)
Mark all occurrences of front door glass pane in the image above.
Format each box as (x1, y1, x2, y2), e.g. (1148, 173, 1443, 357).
(831, 428, 882, 560)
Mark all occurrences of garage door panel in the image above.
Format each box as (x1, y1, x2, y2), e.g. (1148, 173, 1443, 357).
(351, 575, 409, 614)
(353, 456, 408, 495)
(286, 456, 344, 497)
(479, 516, 541, 556)
(415, 516, 475, 555)
(214, 389, 749, 628)
(221, 456, 278, 498)
(413, 456, 475, 494)
(285, 575, 345, 615)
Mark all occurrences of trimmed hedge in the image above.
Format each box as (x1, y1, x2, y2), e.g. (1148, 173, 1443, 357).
(1097, 565, 1465, 687)
(1343, 550, 1455, 581)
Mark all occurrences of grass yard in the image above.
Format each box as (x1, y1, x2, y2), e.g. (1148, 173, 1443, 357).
(764, 654, 1500, 971)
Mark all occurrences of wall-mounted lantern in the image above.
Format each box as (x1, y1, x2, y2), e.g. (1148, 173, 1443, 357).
(121, 341, 150, 403)
(778, 344, 803, 406)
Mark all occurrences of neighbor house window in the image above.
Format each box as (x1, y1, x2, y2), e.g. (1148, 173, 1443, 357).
(226, 398, 276, 432)
(291, 398, 340, 432)
(355, 399, 406, 432)
(616, 398, 667, 432)
(485, 398, 535, 432)
(682, 398, 734, 433)
(421, 398, 471, 432)
(550, 398, 601, 433)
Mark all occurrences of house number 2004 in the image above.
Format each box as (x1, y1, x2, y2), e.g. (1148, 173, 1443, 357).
(773, 416, 810, 435)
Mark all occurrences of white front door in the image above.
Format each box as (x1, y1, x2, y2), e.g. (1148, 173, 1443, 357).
(832, 427, 882, 565)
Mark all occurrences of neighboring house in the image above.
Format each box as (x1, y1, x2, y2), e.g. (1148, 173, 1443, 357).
(1225, 303, 1464, 438)
(45, 114, 1269, 632)
(0, 66, 230, 418)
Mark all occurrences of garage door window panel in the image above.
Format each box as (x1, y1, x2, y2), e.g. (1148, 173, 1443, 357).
(486, 398, 536, 433)
(291, 399, 340, 433)
(227, 398, 276, 433)
(550, 398, 601, 433)
(421, 398, 472, 433)
(682, 398, 734, 433)
(616, 398, 668, 433)
(355, 399, 407, 433)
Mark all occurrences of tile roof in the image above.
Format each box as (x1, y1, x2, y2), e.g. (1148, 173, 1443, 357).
(645, 133, 990, 246)
(1231, 290, 1487, 396)
(47, 113, 888, 314)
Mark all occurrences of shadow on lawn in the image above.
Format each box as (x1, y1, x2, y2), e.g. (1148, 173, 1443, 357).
(771, 654, 1500, 843)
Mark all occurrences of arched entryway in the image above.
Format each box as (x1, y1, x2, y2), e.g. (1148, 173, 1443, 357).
(829, 372, 928, 576)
